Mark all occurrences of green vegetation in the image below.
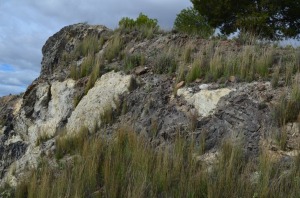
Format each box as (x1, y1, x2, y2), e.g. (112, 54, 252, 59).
(74, 35, 104, 57)
(12, 126, 300, 198)
(119, 13, 159, 39)
(119, 13, 158, 30)
(174, 7, 214, 38)
(186, 59, 203, 83)
(8, 12, 300, 198)
(153, 52, 177, 74)
(124, 53, 145, 72)
(55, 127, 89, 160)
(177, 41, 299, 83)
(103, 33, 123, 63)
(191, 0, 300, 39)
(273, 82, 300, 127)
(36, 132, 51, 146)
(69, 35, 105, 80)
(85, 59, 102, 94)
(271, 66, 280, 88)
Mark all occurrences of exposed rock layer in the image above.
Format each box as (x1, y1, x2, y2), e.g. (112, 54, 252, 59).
(0, 23, 298, 187)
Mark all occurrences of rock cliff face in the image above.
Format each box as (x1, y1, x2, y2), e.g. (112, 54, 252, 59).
(0, 23, 299, 187)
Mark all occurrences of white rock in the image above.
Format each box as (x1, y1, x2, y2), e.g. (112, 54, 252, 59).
(13, 98, 23, 116)
(4, 135, 22, 146)
(67, 71, 132, 134)
(199, 84, 210, 90)
(28, 80, 76, 143)
(187, 87, 193, 92)
(177, 87, 232, 117)
(0, 126, 5, 135)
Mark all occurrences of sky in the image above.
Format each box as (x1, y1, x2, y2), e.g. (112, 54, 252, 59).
(0, 0, 192, 97)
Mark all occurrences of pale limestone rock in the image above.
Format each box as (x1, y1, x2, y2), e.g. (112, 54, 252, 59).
(4, 135, 22, 146)
(67, 71, 132, 134)
(0, 126, 5, 135)
(199, 84, 210, 90)
(177, 87, 232, 117)
(28, 79, 76, 143)
(13, 98, 23, 116)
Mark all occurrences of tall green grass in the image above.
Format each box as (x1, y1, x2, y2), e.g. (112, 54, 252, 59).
(103, 33, 123, 63)
(12, 126, 300, 198)
(183, 43, 277, 83)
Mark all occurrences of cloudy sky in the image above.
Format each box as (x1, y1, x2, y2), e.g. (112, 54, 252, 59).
(0, 0, 191, 97)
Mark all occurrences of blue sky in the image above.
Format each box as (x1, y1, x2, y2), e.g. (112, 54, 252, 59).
(0, 0, 191, 97)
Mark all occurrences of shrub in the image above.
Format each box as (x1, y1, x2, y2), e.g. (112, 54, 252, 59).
(118, 17, 135, 29)
(118, 13, 159, 39)
(174, 7, 214, 38)
(119, 13, 159, 30)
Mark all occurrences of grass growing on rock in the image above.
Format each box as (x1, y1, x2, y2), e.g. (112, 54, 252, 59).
(13, 125, 300, 198)
(103, 33, 123, 63)
(273, 80, 300, 126)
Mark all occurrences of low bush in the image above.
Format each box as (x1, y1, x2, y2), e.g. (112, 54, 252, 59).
(119, 13, 159, 40)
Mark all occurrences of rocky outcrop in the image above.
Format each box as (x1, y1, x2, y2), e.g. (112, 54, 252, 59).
(0, 23, 298, 188)
(41, 23, 110, 80)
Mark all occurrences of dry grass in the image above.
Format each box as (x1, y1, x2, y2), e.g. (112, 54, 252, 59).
(153, 52, 178, 74)
(103, 33, 123, 63)
(12, 124, 300, 198)
(273, 80, 300, 126)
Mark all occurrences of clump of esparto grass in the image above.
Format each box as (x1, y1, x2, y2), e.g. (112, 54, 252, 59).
(208, 48, 224, 81)
(84, 58, 103, 94)
(103, 33, 123, 63)
(271, 66, 280, 88)
(14, 124, 300, 198)
(74, 35, 104, 57)
(255, 47, 274, 78)
(272, 81, 300, 126)
(124, 53, 145, 72)
(69, 53, 96, 80)
(153, 52, 177, 74)
(183, 43, 193, 63)
(36, 132, 51, 146)
(100, 105, 114, 126)
(285, 62, 294, 86)
(238, 45, 256, 81)
(185, 59, 202, 83)
(55, 127, 89, 160)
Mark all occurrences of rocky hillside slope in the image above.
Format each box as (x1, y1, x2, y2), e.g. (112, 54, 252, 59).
(0, 23, 299, 188)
